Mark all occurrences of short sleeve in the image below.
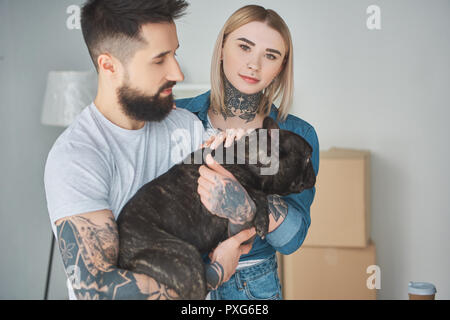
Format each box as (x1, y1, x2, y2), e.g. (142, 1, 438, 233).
(44, 142, 111, 226)
(184, 108, 206, 149)
(171, 108, 205, 153)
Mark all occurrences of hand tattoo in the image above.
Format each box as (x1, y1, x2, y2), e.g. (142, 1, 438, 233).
(210, 176, 256, 225)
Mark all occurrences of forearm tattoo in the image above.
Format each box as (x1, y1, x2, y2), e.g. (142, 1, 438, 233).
(56, 215, 176, 300)
(210, 176, 256, 226)
(268, 195, 288, 222)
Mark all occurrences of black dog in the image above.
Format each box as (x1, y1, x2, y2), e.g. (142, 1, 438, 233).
(117, 117, 316, 299)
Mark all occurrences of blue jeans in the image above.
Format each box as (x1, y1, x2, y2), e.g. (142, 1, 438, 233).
(208, 254, 282, 300)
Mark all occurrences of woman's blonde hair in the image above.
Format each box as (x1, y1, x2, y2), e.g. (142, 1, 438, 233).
(210, 5, 294, 122)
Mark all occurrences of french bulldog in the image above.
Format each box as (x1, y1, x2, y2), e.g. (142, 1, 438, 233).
(117, 117, 316, 299)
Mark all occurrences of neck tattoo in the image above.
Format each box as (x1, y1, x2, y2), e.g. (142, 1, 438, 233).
(214, 77, 263, 123)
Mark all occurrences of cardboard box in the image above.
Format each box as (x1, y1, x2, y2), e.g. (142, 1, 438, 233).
(281, 241, 377, 300)
(304, 148, 371, 248)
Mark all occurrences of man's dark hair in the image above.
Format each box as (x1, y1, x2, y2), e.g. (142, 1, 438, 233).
(81, 0, 189, 71)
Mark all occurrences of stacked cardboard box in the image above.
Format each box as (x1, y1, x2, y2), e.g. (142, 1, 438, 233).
(279, 148, 377, 300)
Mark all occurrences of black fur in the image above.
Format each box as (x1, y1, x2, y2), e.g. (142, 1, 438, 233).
(117, 117, 316, 299)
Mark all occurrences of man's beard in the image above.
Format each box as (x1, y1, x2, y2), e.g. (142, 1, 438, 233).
(117, 81, 176, 122)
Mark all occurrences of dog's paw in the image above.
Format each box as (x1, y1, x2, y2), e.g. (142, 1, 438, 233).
(254, 213, 269, 238)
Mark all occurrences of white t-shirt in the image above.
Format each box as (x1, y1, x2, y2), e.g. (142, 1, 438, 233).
(44, 102, 205, 299)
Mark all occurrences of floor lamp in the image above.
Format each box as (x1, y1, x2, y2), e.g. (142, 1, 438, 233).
(41, 71, 97, 299)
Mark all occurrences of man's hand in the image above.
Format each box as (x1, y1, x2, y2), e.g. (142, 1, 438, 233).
(206, 228, 256, 290)
(198, 154, 256, 226)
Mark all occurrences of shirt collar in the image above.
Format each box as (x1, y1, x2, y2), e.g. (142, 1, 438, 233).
(184, 90, 211, 123)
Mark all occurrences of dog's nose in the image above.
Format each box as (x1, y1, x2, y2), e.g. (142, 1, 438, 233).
(305, 175, 316, 189)
(291, 182, 304, 193)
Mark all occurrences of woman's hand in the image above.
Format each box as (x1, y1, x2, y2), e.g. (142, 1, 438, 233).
(198, 154, 256, 225)
(206, 227, 256, 290)
(201, 128, 254, 149)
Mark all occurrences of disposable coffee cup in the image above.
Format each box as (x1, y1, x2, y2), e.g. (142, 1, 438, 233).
(408, 282, 436, 300)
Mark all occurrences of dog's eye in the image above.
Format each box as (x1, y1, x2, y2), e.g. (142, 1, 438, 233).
(303, 156, 311, 169)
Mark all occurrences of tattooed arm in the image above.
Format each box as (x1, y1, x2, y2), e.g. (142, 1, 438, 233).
(198, 155, 256, 233)
(267, 195, 288, 232)
(55, 209, 178, 300)
(200, 132, 287, 234)
(198, 154, 287, 233)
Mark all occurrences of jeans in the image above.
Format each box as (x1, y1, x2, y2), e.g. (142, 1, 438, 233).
(208, 254, 282, 300)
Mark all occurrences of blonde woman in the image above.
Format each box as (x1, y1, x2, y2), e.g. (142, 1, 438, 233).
(177, 5, 319, 300)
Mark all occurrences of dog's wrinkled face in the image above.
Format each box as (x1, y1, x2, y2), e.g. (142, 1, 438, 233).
(259, 117, 316, 196)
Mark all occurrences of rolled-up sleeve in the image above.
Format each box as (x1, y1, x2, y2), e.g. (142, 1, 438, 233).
(265, 125, 320, 255)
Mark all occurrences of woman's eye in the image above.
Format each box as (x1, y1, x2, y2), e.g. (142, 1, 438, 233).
(266, 54, 276, 60)
(239, 44, 250, 51)
(155, 60, 164, 65)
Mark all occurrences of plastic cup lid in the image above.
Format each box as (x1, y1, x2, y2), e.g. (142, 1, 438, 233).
(408, 282, 436, 295)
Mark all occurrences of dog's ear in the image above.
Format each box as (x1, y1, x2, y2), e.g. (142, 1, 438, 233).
(279, 131, 304, 156)
(263, 117, 279, 136)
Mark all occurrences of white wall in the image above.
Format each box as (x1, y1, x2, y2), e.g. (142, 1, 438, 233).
(0, 0, 449, 299)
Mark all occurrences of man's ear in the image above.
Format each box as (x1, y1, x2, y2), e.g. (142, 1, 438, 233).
(97, 53, 117, 75)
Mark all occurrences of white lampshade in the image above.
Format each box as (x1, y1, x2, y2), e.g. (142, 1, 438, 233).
(41, 71, 97, 127)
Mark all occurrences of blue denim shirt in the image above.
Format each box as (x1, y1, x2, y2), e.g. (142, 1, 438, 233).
(176, 91, 319, 259)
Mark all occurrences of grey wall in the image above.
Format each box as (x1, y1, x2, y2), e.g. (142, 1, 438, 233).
(0, 0, 93, 299)
(0, 0, 449, 299)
